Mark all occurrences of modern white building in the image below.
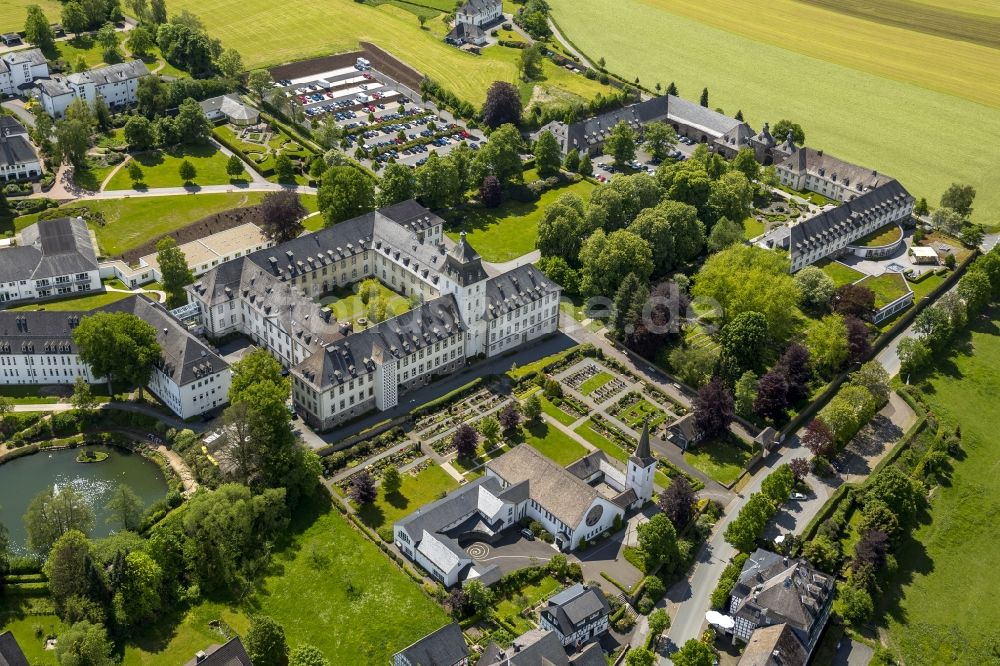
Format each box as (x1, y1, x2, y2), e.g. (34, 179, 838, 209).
(188, 200, 562, 430)
(0, 217, 101, 304)
(0, 48, 49, 96)
(394, 430, 656, 586)
(0, 295, 230, 419)
(0, 116, 42, 182)
(38, 60, 149, 118)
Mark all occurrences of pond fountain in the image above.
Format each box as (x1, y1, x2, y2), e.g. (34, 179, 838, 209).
(0, 445, 168, 554)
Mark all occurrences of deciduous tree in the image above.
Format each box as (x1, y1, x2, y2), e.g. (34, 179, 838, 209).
(71, 376, 98, 416)
(636, 513, 679, 573)
(175, 97, 212, 144)
(453, 423, 479, 459)
(772, 119, 805, 145)
(472, 123, 523, 186)
(658, 477, 695, 530)
(43, 530, 96, 610)
(416, 152, 462, 209)
(274, 153, 296, 182)
(56, 621, 115, 666)
(246, 615, 289, 666)
(24, 5, 55, 51)
(290, 645, 330, 666)
(579, 229, 653, 297)
(802, 419, 835, 458)
(156, 236, 194, 308)
(534, 130, 561, 178)
(178, 159, 197, 183)
(377, 161, 417, 207)
(754, 369, 789, 422)
(643, 121, 677, 161)
(940, 182, 976, 218)
(805, 314, 849, 377)
(672, 639, 714, 666)
(348, 470, 377, 505)
(319, 166, 375, 225)
(247, 69, 274, 102)
(719, 311, 768, 376)
(258, 190, 306, 243)
(481, 81, 522, 128)
(26, 488, 95, 556)
(73, 312, 160, 396)
(734, 370, 757, 418)
(479, 174, 502, 208)
(849, 361, 890, 405)
(105, 483, 144, 531)
(795, 266, 836, 312)
(381, 466, 402, 496)
(706, 216, 743, 253)
(605, 120, 637, 168)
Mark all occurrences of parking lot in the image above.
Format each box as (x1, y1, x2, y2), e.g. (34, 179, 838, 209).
(592, 135, 701, 182)
(271, 58, 484, 170)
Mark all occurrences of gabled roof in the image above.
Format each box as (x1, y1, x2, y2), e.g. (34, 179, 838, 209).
(665, 94, 743, 137)
(486, 445, 600, 529)
(789, 179, 912, 259)
(69, 59, 148, 86)
(484, 264, 558, 319)
(0, 217, 98, 283)
(0, 116, 28, 136)
(477, 629, 605, 666)
(394, 622, 470, 666)
(182, 637, 253, 666)
(542, 584, 610, 636)
(738, 623, 808, 666)
(458, 0, 501, 15)
(0, 631, 29, 666)
(0, 133, 38, 169)
(3, 48, 46, 67)
(447, 22, 486, 42)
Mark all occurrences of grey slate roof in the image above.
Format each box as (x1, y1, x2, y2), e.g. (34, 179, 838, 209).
(103, 296, 229, 386)
(199, 94, 259, 122)
(0, 116, 28, 136)
(396, 475, 505, 543)
(458, 0, 501, 16)
(35, 77, 73, 97)
(545, 96, 669, 153)
(777, 147, 891, 195)
(0, 631, 29, 666)
(69, 59, 148, 86)
(487, 444, 599, 529)
(0, 133, 39, 169)
(732, 549, 833, 647)
(789, 179, 912, 259)
(183, 637, 253, 666)
(0, 217, 97, 283)
(444, 231, 487, 286)
(541, 584, 610, 637)
(484, 264, 558, 320)
(665, 94, 742, 137)
(4, 48, 46, 67)
(477, 629, 605, 666)
(447, 22, 486, 43)
(738, 623, 807, 666)
(394, 622, 470, 666)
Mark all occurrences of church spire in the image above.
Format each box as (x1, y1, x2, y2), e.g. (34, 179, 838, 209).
(630, 421, 656, 467)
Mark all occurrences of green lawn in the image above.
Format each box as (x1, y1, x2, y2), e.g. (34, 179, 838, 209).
(495, 575, 562, 634)
(743, 217, 765, 240)
(7, 192, 317, 256)
(47, 34, 122, 69)
(318, 281, 412, 324)
(856, 272, 912, 308)
(512, 419, 587, 466)
(682, 434, 757, 486)
(444, 174, 596, 263)
(574, 418, 671, 488)
(908, 271, 947, 302)
(73, 157, 121, 192)
(880, 306, 1000, 664)
(0, 611, 63, 665)
(613, 396, 668, 429)
(547, 0, 1000, 224)
(106, 145, 236, 190)
(855, 223, 903, 248)
(816, 259, 866, 287)
(125, 495, 449, 664)
(540, 396, 579, 426)
(7, 289, 133, 311)
(578, 371, 614, 396)
(0, 0, 62, 32)
(355, 462, 458, 531)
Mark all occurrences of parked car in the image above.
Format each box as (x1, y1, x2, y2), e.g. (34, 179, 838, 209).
(790, 492, 808, 501)
(520, 528, 535, 541)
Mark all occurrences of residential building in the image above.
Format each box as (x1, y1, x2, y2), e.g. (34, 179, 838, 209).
(184, 637, 253, 666)
(0, 48, 49, 96)
(0, 295, 229, 419)
(199, 94, 260, 126)
(455, 0, 503, 28)
(538, 584, 610, 648)
(188, 200, 562, 430)
(445, 22, 487, 47)
(0, 217, 101, 304)
(737, 623, 808, 666)
(393, 622, 470, 666)
(0, 630, 29, 666)
(38, 60, 149, 117)
(476, 629, 606, 666)
(0, 116, 42, 182)
(395, 430, 655, 582)
(728, 549, 833, 661)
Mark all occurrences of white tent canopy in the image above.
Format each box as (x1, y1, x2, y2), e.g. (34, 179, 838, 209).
(705, 611, 735, 630)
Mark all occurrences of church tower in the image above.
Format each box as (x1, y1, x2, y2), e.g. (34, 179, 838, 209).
(626, 422, 657, 502)
(442, 231, 489, 357)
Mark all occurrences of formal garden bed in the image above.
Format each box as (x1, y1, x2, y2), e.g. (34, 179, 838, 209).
(610, 392, 671, 430)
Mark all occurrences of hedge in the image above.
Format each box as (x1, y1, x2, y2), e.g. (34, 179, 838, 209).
(212, 127, 275, 178)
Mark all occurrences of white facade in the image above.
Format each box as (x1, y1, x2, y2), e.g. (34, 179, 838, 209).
(0, 49, 49, 96)
(188, 201, 561, 431)
(456, 0, 502, 27)
(39, 60, 149, 118)
(146, 360, 231, 419)
(0, 347, 98, 385)
(0, 270, 100, 303)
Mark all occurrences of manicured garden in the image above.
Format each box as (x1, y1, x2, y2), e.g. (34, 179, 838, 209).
(539, 396, 579, 426)
(319, 281, 412, 323)
(0, 609, 63, 665)
(8, 289, 133, 312)
(106, 145, 235, 190)
(494, 575, 561, 635)
(682, 434, 757, 486)
(578, 371, 614, 396)
(816, 258, 865, 287)
(355, 462, 458, 532)
(444, 171, 596, 263)
(880, 307, 1000, 664)
(856, 272, 911, 308)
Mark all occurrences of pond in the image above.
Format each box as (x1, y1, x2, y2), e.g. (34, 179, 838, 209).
(0, 445, 168, 554)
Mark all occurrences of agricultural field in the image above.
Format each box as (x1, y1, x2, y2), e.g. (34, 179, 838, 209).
(162, 0, 608, 106)
(444, 172, 596, 263)
(0, 0, 62, 32)
(880, 306, 1000, 664)
(6, 192, 318, 256)
(547, 0, 1000, 224)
